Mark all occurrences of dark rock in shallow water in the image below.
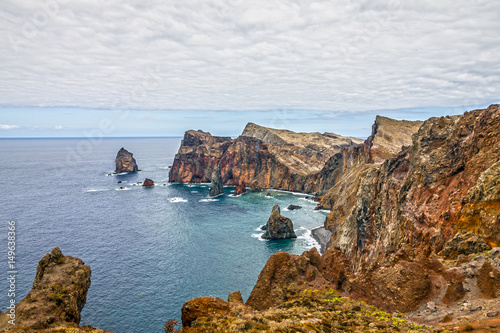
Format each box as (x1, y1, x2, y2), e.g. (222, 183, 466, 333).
(262, 205, 296, 240)
(142, 178, 154, 187)
(234, 181, 246, 195)
(287, 204, 302, 211)
(266, 192, 272, 197)
(114, 147, 138, 173)
(209, 164, 224, 197)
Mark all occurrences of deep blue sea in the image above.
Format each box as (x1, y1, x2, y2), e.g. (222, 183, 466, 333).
(0, 138, 328, 333)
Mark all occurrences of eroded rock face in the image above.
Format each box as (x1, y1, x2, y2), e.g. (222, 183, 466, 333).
(169, 123, 363, 194)
(262, 205, 297, 240)
(169, 130, 233, 183)
(142, 178, 154, 187)
(181, 297, 230, 327)
(115, 147, 138, 173)
(326, 105, 500, 272)
(209, 163, 224, 197)
(440, 231, 491, 259)
(0, 247, 91, 331)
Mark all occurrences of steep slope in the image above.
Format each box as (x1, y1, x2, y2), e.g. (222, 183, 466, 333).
(327, 105, 500, 272)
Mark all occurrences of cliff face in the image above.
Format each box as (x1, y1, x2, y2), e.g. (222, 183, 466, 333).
(0, 247, 106, 332)
(115, 147, 138, 173)
(170, 122, 365, 194)
(169, 130, 233, 183)
(327, 105, 500, 272)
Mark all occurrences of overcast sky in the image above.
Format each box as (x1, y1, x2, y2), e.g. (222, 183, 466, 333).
(0, 0, 499, 137)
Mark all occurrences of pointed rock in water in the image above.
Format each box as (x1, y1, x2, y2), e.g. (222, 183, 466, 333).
(115, 147, 138, 173)
(142, 178, 154, 187)
(234, 181, 246, 195)
(209, 164, 224, 197)
(0, 247, 93, 330)
(262, 204, 297, 240)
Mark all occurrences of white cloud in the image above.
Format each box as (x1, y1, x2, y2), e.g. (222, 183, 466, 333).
(0, 0, 498, 112)
(54, 125, 63, 129)
(0, 124, 19, 130)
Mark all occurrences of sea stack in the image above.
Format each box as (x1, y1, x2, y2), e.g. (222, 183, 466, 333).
(209, 163, 224, 197)
(115, 147, 138, 173)
(262, 204, 297, 240)
(142, 178, 154, 187)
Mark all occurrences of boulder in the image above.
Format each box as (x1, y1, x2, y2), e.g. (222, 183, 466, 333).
(142, 178, 154, 187)
(262, 205, 297, 240)
(114, 147, 138, 173)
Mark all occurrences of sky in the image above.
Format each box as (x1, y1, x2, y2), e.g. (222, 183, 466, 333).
(0, 0, 499, 138)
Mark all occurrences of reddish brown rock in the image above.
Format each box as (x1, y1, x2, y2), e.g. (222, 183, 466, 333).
(326, 105, 500, 272)
(115, 147, 138, 173)
(246, 248, 331, 311)
(234, 181, 246, 195)
(227, 291, 244, 304)
(142, 178, 154, 187)
(181, 296, 230, 327)
(0, 247, 91, 330)
(477, 261, 500, 298)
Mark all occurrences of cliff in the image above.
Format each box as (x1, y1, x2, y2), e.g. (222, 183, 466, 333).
(170, 122, 367, 194)
(0, 247, 108, 332)
(179, 105, 500, 330)
(327, 104, 500, 272)
(114, 147, 138, 173)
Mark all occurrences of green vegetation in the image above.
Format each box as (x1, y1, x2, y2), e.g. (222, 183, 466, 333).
(173, 287, 439, 332)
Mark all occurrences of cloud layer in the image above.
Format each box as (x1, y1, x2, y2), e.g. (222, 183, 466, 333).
(1, 0, 499, 111)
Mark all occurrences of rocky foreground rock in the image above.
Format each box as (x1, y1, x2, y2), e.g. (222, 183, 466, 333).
(114, 147, 138, 173)
(262, 205, 297, 240)
(0, 247, 107, 332)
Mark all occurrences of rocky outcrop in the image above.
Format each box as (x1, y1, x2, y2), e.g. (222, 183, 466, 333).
(209, 163, 224, 197)
(142, 178, 154, 187)
(169, 123, 364, 194)
(262, 205, 297, 240)
(169, 130, 233, 183)
(114, 147, 138, 173)
(181, 296, 230, 327)
(440, 231, 491, 259)
(234, 181, 246, 195)
(0, 247, 105, 332)
(286, 204, 302, 210)
(324, 105, 500, 273)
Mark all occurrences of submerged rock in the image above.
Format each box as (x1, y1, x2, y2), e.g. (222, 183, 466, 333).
(142, 178, 154, 187)
(114, 147, 138, 173)
(287, 204, 302, 210)
(209, 164, 224, 197)
(262, 205, 297, 240)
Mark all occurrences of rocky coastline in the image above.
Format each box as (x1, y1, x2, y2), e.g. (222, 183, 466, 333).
(12, 105, 500, 332)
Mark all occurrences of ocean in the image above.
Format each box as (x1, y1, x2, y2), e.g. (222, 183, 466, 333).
(0, 138, 328, 332)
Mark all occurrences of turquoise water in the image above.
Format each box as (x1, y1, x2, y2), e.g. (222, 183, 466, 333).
(0, 138, 328, 332)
